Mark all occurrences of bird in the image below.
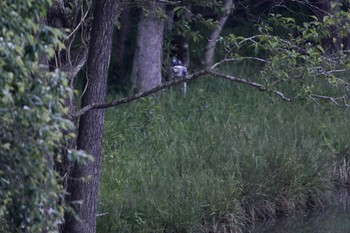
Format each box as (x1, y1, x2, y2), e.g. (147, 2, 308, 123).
(171, 57, 188, 78)
(171, 57, 188, 97)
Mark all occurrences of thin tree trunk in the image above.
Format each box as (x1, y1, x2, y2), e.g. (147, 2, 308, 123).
(204, 0, 233, 68)
(63, 0, 119, 232)
(131, 1, 165, 93)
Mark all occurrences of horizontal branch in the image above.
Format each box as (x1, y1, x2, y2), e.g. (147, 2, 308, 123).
(73, 70, 209, 118)
(72, 66, 349, 118)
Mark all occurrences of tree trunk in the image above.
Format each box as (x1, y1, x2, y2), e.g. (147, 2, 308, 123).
(110, 0, 132, 92)
(131, 1, 165, 93)
(63, 1, 119, 232)
(203, 0, 233, 68)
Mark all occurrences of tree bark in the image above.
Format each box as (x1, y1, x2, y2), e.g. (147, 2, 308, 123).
(63, 1, 119, 232)
(131, 1, 166, 93)
(203, 0, 233, 68)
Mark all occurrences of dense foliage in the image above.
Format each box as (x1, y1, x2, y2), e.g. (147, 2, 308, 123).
(0, 0, 72, 231)
(1, 0, 349, 232)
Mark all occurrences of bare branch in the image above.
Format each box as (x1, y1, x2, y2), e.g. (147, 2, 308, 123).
(96, 212, 109, 217)
(206, 70, 297, 102)
(238, 35, 260, 45)
(70, 50, 88, 78)
(207, 69, 264, 89)
(73, 70, 209, 118)
(158, 0, 181, 5)
(72, 59, 349, 118)
(66, 8, 90, 40)
(313, 67, 346, 77)
(310, 94, 350, 108)
(211, 57, 271, 70)
(72, 68, 300, 119)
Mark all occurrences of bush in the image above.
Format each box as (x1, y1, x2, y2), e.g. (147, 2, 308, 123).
(0, 1, 71, 231)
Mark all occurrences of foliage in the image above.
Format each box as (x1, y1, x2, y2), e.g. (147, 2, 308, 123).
(98, 65, 350, 232)
(0, 0, 73, 231)
(173, 4, 218, 43)
(218, 2, 350, 106)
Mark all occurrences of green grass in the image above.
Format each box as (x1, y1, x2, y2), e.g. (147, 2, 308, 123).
(97, 75, 350, 232)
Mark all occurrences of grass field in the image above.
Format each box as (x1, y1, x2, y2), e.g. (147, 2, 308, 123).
(97, 72, 350, 232)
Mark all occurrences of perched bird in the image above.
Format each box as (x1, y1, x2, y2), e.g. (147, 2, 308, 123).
(171, 57, 188, 78)
(171, 57, 188, 97)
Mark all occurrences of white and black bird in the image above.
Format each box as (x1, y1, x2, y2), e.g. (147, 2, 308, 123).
(171, 57, 188, 96)
(171, 57, 188, 78)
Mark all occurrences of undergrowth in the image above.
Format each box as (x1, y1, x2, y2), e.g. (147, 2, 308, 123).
(97, 70, 350, 232)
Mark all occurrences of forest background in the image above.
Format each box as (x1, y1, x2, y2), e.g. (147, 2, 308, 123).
(1, 0, 350, 232)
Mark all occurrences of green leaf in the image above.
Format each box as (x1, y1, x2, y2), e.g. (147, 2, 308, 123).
(310, 15, 319, 21)
(316, 45, 324, 53)
(1, 143, 11, 150)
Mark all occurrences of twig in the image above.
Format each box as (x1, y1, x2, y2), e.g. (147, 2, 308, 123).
(206, 70, 296, 102)
(211, 57, 271, 70)
(207, 69, 265, 89)
(66, 8, 90, 40)
(310, 94, 350, 108)
(158, 0, 181, 5)
(71, 50, 88, 78)
(96, 212, 109, 217)
(238, 35, 260, 45)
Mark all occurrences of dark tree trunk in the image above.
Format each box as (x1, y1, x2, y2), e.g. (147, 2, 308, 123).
(115, 2, 131, 72)
(131, 1, 166, 93)
(63, 0, 119, 232)
(203, 0, 233, 67)
(110, 0, 132, 91)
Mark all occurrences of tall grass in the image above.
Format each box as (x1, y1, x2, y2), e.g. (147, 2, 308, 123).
(97, 72, 350, 232)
